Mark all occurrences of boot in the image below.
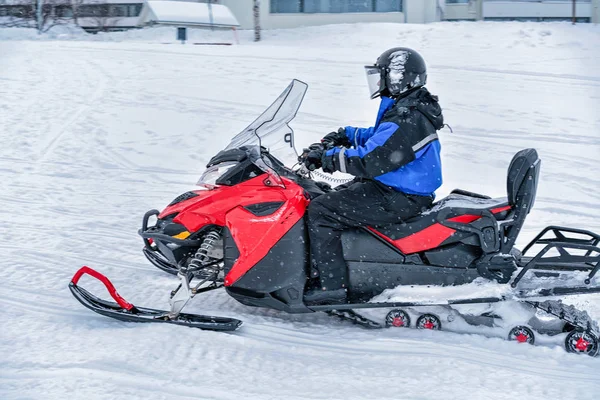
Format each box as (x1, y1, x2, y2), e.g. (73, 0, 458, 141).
(304, 288, 348, 305)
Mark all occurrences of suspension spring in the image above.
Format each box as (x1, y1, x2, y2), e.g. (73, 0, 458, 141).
(187, 229, 222, 273)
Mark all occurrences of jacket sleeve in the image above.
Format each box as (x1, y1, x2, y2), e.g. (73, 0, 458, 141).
(325, 121, 416, 178)
(344, 126, 376, 148)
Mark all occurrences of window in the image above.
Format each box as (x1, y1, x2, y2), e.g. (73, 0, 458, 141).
(271, 0, 301, 13)
(445, 0, 469, 4)
(109, 5, 127, 17)
(128, 4, 142, 17)
(271, 0, 402, 13)
(375, 0, 402, 12)
(79, 4, 109, 17)
(56, 5, 73, 18)
(78, 3, 141, 18)
(0, 5, 34, 18)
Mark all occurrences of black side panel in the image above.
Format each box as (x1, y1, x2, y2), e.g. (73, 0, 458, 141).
(348, 262, 480, 300)
(244, 202, 284, 216)
(342, 229, 405, 263)
(423, 243, 482, 268)
(168, 191, 199, 206)
(225, 220, 311, 313)
(223, 227, 239, 276)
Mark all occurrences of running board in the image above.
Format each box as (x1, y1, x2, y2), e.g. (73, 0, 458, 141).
(308, 285, 600, 312)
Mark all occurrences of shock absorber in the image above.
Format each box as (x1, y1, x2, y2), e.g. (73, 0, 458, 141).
(187, 229, 222, 275)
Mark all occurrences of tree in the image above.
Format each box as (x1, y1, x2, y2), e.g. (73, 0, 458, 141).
(253, 0, 260, 42)
(0, 0, 74, 32)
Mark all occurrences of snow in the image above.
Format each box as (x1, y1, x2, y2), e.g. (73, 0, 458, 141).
(1, 21, 600, 400)
(371, 278, 515, 304)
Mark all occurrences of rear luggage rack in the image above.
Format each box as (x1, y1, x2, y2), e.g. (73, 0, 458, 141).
(512, 226, 600, 287)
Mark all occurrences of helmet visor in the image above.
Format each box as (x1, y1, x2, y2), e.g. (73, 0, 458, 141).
(364, 66, 381, 99)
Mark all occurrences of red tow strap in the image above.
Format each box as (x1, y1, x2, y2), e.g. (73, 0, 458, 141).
(71, 266, 135, 311)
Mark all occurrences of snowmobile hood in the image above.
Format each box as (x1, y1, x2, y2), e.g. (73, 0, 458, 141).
(395, 87, 444, 130)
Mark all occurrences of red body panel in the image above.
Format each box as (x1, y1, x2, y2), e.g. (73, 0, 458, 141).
(160, 176, 291, 232)
(370, 205, 512, 254)
(159, 174, 512, 284)
(224, 183, 308, 286)
(159, 175, 309, 287)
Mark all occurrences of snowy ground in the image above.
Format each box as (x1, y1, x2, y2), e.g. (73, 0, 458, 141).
(1, 22, 599, 400)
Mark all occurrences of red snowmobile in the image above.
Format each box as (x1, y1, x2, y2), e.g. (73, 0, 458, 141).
(70, 80, 600, 355)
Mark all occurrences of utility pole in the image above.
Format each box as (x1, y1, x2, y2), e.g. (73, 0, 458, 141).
(572, 0, 576, 24)
(253, 0, 261, 42)
(208, 0, 214, 30)
(36, 0, 43, 33)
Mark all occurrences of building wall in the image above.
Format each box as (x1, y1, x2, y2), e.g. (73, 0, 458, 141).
(483, 1, 591, 19)
(443, 3, 475, 20)
(219, 0, 254, 29)
(263, 11, 406, 29)
(593, 0, 600, 23)
(443, 1, 593, 21)
(220, 0, 408, 30)
(404, 0, 440, 23)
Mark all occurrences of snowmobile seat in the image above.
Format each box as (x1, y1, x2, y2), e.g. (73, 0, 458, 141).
(369, 193, 512, 255)
(500, 148, 540, 253)
(369, 148, 540, 256)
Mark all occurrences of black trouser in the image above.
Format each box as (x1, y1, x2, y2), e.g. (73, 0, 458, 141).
(307, 180, 433, 290)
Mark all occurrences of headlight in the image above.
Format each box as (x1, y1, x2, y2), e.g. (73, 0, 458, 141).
(197, 162, 238, 189)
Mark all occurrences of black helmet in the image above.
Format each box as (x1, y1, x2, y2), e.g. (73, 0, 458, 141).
(365, 47, 427, 99)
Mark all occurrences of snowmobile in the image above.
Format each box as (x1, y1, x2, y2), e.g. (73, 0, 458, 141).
(69, 80, 600, 356)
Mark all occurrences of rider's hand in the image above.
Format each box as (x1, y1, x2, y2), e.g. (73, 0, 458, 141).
(302, 143, 324, 171)
(321, 127, 350, 149)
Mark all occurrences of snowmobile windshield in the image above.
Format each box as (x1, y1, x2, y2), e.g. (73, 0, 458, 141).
(225, 79, 308, 166)
(365, 65, 381, 99)
(196, 161, 238, 189)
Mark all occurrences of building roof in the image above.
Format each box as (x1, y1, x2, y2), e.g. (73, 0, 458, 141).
(139, 1, 240, 28)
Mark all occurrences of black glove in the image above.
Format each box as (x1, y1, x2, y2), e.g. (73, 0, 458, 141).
(315, 181, 332, 192)
(321, 127, 351, 149)
(321, 152, 335, 173)
(302, 143, 325, 171)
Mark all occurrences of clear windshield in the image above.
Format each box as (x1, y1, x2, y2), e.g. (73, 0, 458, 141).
(225, 79, 308, 166)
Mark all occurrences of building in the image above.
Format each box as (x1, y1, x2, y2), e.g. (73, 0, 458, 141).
(445, 0, 598, 23)
(0, 0, 145, 31)
(220, 0, 443, 27)
(1, 0, 598, 33)
(138, 1, 238, 29)
(0, 0, 238, 32)
(221, 0, 599, 28)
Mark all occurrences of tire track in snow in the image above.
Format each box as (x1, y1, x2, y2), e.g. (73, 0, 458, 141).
(51, 45, 600, 84)
(35, 59, 109, 166)
(238, 324, 598, 382)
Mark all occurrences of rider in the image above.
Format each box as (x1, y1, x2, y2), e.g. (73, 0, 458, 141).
(302, 47, 445, 305)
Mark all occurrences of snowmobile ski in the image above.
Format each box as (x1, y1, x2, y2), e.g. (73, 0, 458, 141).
(69, 267, 242, 331)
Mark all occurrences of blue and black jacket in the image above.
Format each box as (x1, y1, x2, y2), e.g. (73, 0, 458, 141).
(324, 87, 444, 196)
